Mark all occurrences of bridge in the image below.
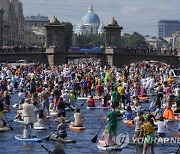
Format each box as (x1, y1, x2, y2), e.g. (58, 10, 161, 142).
(0, 47, 179, 68)
(0, 16, 179, 68)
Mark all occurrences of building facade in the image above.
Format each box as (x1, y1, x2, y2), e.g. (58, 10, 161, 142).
(25, 14, 49, 27)
(74, 6, 105, 35)
(158, 20, 180, 38)
(172, 31, 180, 51)
(24, 14, 49, 47)
(0, 0, 24, 46)
(24, 27, 46, 47)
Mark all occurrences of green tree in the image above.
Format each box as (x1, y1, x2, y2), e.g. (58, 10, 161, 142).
(76, 34, 105, 46)
(121, 32, 148, 49)
(61, 22, 73, 47)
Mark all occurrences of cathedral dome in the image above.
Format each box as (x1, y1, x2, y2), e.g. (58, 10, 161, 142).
(82, 6, 100, 25)
(76, 23, 86, 30)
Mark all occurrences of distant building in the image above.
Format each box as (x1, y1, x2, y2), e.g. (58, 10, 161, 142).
(24, 27, 46, 47)
(74, 6, 105, 35)
(172, 31, 180, 51)
(158, 20, 180, 38)
(145, 36, 162, 49)
(24, 14, 49, 47)
(0, 0, 24, 46)
(25, 14, 49, 27)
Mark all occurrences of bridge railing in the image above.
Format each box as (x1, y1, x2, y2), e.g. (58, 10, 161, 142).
(121, 48, 178, 56)
(0, 46, 46, 53)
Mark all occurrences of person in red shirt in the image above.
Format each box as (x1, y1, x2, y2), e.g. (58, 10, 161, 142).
(96, 83, 103, 97)
(87, 96, 95, 107)
(86, 78, 92, 96)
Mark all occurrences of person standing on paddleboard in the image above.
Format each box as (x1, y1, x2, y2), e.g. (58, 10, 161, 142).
(106, 105, 119, 146)
(22, 97, 36, 138)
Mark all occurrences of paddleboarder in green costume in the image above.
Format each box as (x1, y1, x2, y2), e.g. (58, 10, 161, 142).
(106, 105, 119, 146)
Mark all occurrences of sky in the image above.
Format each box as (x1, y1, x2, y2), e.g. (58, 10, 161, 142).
(20, 0, 180, 37)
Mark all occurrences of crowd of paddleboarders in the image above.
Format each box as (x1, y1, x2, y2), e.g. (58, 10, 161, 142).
(0, 58, 179, 153)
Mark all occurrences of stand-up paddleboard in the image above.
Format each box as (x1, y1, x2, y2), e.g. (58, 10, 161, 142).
(138, 96, 149, 101)
(49, 111, 58, 116)
(97, 144, 122, 151)
(0, 127, 10, 132)
(86, 106, 97, 109)
(77, 96, 100, 100)
(122, 119, 134, 126)
(15, 134, 42, 143)
(50, 136, 76, 143)
(65, 106, 75, 111)
(77, 97, 89, 100)
(98, 106, 110, 109)
(69, 125, 85, 130)
(13, 119, 24, 124)
(34, 126, 48, 130)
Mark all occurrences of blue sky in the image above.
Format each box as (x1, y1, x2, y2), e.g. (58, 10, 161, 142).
(21, 0, 180, 37)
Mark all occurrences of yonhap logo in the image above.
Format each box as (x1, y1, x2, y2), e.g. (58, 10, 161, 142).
(116, 133, 130, 148)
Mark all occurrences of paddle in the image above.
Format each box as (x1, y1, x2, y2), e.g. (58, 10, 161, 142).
(41, 144, 53, 154)
(91, 118, 107, 143)
(44, 118, 51, 129)
(176, 145, 180, 154)
(167, 128, 180, 138)
(44, 129, 57, 140)
(3, 113, 14, 130)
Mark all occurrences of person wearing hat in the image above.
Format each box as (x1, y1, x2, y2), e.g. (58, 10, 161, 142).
(52, 142, 65, 154)
(22, 97, 36, 138)
(50, 116, 68, 140)
(56, 116, 68, 139)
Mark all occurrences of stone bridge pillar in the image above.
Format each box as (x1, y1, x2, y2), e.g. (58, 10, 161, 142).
(104, 17, 123, 67)
(45, 16, 66, 66)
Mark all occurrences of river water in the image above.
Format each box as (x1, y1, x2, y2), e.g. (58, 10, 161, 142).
(0, 94, 179, 154)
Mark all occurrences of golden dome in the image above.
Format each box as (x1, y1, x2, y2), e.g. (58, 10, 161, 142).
(108, 17, 119, 26)
(49, 16, 60, 25)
